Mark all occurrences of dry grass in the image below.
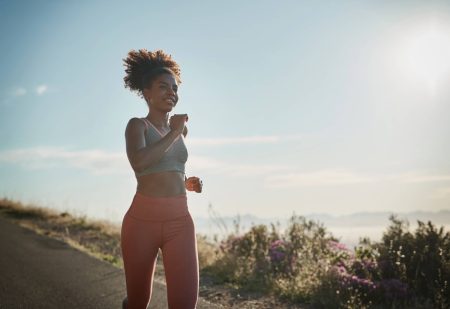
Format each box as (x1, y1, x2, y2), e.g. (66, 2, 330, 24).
(0, 197, 125, 267)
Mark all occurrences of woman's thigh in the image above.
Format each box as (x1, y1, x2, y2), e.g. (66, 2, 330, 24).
(161, 214, 199, 308)
(121, 214, 162, 308)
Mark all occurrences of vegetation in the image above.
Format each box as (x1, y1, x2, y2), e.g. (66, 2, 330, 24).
(202, 214, 450, 308)
(1, 197, 448, 308)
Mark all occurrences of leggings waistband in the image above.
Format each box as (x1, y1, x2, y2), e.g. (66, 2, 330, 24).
(126, 191, 189, 221)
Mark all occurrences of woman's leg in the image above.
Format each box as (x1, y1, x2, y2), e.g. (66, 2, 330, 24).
(121, 214, 162, 309)
(161, 214, 199, 309)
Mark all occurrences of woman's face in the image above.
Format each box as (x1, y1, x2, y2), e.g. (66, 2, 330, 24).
(144, 73, 179, 112)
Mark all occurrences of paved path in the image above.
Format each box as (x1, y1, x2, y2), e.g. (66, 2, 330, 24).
(0, 215, 221, 309)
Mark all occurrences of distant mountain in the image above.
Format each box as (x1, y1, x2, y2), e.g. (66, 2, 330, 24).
(192, 209, 450, 241)
(304, 209, 450, 227)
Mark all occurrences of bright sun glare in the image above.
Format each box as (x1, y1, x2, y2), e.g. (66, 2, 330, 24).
(401, 20, 450, 95)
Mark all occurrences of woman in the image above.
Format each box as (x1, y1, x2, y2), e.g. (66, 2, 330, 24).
(120, 49, 203, 309)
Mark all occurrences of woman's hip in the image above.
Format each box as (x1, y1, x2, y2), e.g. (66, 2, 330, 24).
(124, 191, 190, 222)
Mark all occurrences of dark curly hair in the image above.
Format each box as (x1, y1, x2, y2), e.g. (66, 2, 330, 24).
(123, 49, 181, 99)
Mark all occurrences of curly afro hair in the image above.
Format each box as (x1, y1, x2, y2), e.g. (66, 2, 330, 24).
(123, 49, 181, 99)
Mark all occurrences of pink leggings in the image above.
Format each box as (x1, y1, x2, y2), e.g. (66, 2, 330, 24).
(121, 192, 199, 309)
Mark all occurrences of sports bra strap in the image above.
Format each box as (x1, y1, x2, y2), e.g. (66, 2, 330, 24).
(139, 117, 150, 129)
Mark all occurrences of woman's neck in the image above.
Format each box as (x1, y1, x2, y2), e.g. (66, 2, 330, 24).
(146, 110, 169, 129)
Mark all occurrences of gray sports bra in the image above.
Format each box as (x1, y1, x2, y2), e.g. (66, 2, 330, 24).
(135, 117, 188, 177)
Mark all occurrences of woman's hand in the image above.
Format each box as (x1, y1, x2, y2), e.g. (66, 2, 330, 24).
(185, 176, 203, 193)
(169, 114, 188, 135)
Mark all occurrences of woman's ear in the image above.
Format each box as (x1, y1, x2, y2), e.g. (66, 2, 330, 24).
(143, 88, 151, 103)
(183, 126, 188, 137)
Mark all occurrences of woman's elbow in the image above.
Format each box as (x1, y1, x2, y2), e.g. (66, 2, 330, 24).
(133, 159, 157, 173)
(130, 157, 145, 173)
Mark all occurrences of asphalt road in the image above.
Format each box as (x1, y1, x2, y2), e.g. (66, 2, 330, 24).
(0, 215, 222, 309)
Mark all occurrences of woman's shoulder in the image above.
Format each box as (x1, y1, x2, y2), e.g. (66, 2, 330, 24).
(125, 117, 148, 135)
(127, 117, 148, 126)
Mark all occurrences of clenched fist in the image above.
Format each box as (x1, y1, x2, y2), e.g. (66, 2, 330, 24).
(185, 176, 203, 193)
(169, 114, 188, 135)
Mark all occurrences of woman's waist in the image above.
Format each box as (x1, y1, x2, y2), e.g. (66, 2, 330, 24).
(127, 192, 189, 221)
(136, 171, 186, 197)
(136, 170, 184, 181)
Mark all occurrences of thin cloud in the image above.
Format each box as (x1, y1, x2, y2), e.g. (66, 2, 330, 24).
(0, 147, 130, 175)
(225, 164, 291, 177)
(265, 168, 376, 188)
(386, 172, 450, 183)
(186, 134, 305, 146)
(187, 155, 290, 176)
(187, 155, 224, 169)
(36, 85, 48, 95)
(0, 147, 290, 177)
(264, 169, 450, 188)
(2, 147, 449, 188)
(7, 84, 50, 99)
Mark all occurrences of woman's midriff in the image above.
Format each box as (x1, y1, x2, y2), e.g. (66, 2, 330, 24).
(136, 171, 186, 197)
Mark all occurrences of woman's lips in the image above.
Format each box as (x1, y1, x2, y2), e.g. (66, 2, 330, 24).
(165, 98, 175, 106)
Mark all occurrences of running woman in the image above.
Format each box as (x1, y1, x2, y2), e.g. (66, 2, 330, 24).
(121, 49, 203, 309)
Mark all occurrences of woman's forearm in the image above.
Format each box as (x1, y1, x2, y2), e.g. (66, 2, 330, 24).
(133, 129, 182, 172)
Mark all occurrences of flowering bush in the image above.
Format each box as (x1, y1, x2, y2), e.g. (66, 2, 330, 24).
(268, 239, 296, 275)
(374, 215, 450, 307)
(314, 215, 449, 308)
(202, 213, 449, 308)
(203, 215, 338, 300)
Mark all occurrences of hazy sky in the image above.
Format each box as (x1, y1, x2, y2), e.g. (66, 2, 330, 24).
(1, 0, 450, 224)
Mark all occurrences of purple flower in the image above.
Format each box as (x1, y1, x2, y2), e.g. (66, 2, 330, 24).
(270, 250, 286, 262)
(337, 266, 347, 274)
(269, 239, 288, 263)
(328, 240, 349, 251)
(270, 239, 286, 248)
(268, 239, 296, 274)
(335, 270, 377, 292)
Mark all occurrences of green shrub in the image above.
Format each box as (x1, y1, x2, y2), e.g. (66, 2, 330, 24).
(204, 214, 338, 303)
(203, 213, 449, 308)
(373, 215, 450, 308)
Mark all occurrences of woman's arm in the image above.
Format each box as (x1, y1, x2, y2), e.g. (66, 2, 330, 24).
(125, 118, 182, 173)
